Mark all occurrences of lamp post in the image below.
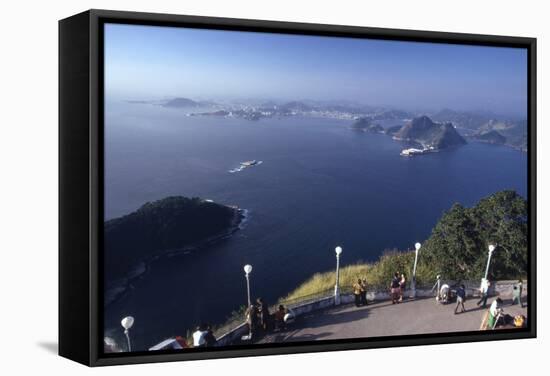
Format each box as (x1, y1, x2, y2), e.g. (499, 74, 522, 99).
(334, 246, 343, 305)
(483, 244, 496, 282)
(411, 242, 421, 298)
(244, 264, 253, 308)
(120, 316, 134, 352)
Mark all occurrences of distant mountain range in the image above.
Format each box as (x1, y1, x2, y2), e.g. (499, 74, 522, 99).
(431, 109, 527, 151)
(471, 129, 507, 145)
(351, 115, 467, 151)
(138, 97, 528, 151)
(162, 97, 218, 108)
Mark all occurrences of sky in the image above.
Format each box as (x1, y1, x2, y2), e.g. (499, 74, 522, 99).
(104, 23, 528, 117)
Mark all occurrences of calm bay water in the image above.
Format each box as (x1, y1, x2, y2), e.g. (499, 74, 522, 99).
(104, 101, 527, 350)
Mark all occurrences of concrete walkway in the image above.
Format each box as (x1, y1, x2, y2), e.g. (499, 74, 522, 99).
(258, 296, 527, 344)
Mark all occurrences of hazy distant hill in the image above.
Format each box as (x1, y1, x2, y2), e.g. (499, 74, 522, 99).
(370, 109, 413, 121)
(431, 109, 527, 151)
(431, 108, 494, 130)
(385, 125, 403, 136)
(162, 97, 213, 108)
(351, 118, 384, 133)
(278, 101, 316, 113)
(478, 119, 527, 151)
(395, 116, 466, 149)
(471, 130, 507, 145)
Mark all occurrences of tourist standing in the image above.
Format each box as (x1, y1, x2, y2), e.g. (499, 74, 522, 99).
(477, 278, 490, 308)
(257, 298, 270, 332)
(245, 304, 258, 338)
(512, 279, 523, 307)
(274, 304, 287, 331)
(391, 272, 401, 304)
(360, 278, 368, 306)
(353, 279, 363, 307)
(192, 324, 207, 348)
(399, 273, 406, 302)
(203, 324, 217, 347)
(488, 298, 503, 329)
(432, 275, 442, 301)
(454, 284, 466, 314)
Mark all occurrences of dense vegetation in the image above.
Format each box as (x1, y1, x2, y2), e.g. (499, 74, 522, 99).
(104, 196, 239, 280)
(282, 190, 527, 302)
(421, 190, 527, 280)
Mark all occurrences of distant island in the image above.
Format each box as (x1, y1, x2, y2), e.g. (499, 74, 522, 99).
(432, 109, 527, 151)
(394, 115, 467, 150)
(470, 129, 507, 145)
(351, 115, 466, 155)
(350, 118, 384, 133)
(161, 97, 218, 109)
(104, 196, 245, 281)
(132, 96, 528, 152)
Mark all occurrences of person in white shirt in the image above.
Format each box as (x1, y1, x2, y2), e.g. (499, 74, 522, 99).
(488, 298, 503, 329)
(192, 324, 207, 348)
(477, 278, 491, 308)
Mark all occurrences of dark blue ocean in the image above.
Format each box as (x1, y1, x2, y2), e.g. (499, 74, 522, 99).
(103, 101, 527, 350)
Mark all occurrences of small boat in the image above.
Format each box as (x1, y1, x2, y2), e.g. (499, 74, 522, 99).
(229, 160, 263, 173)
(400, 148, 425, 157)
(400, 146, 435, 157)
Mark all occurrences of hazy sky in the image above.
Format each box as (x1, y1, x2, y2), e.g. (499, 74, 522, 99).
(105, 23, 527, 116)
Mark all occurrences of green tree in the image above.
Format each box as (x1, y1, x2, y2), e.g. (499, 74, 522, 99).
(421, 190, 527, 280)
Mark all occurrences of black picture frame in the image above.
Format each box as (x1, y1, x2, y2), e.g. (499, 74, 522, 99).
(59, 9, 537, 367)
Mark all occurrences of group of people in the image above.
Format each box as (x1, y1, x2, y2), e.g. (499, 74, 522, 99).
(353, 272, 408, 307)
(390, 272, 407, 304)
(352, 278, 368, 307)
(246, 298, 289, 338)
(453, 278, 526, 329)
(192, 323, 217, 348)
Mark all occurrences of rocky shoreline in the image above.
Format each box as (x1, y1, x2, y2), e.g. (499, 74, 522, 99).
(104, 204, 248, 307)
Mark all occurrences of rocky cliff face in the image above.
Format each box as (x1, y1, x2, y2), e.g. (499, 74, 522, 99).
(395, 116, 466, 149)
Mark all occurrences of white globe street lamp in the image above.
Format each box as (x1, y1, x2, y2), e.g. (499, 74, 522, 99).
(120, 316, 134, 352)
(334, 246, 343, 305)
(244, 264, 253, 308)
(411, 242, 421, 298)
(483, 244, 496, 281)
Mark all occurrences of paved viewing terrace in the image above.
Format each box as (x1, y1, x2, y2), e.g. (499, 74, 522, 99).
(257, 296, 527, 344)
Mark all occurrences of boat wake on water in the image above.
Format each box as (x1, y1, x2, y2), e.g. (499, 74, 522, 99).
(228, 160, 263, 173)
